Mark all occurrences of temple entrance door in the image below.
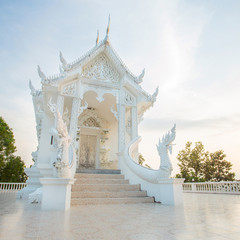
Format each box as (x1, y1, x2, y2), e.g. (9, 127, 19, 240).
(78, 131, 100, 169)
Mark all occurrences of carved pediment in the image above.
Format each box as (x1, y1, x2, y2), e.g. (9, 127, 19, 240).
(79, 109, 105, 128)
(82, 54, 120, 83)
(61, 81, 77, 97)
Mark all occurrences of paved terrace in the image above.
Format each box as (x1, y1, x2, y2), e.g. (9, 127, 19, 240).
(0, 192, 240, 240)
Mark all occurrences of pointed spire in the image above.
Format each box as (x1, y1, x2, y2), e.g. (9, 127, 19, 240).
(96, 30, 99, 46)
(104, 14, 110, 44)
(106, 14, 110, 36)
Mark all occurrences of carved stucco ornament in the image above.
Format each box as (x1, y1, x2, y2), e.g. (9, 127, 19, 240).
(61, 82, 77, 97)
(47, 97, 57, 114)
(79, 109, 104, 128)
(82, 54, 120, 83)
(124, 91, 135, 106)
(110, 105, 118, 120)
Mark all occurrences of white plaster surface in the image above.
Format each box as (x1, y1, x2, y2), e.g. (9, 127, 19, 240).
(40, 178, 75, 211)
(0, 192, 240, 240)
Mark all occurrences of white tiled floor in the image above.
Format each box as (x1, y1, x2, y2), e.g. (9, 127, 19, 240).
(0, 192, 240, 240)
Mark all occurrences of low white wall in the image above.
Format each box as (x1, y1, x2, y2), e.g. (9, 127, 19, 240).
(183, 182, 240, 194)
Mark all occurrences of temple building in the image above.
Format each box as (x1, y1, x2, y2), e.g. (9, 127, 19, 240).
(24, 18, 184, 210)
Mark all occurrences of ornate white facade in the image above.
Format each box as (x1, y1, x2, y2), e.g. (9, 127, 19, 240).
(23, 19, 184, 209)
(30, 41, 158, 176)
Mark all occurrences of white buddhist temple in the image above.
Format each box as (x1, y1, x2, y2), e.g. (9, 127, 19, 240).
(22, 18, 184, 210)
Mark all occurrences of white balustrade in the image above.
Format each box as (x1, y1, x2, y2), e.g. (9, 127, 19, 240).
(0, 182, 27, 191)
(183, 181, 240, 194)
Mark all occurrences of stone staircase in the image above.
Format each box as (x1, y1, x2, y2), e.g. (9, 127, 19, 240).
(71, 170, 154, 205)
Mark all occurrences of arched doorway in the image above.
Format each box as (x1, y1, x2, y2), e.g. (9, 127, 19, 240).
(76, 90, 118, 170)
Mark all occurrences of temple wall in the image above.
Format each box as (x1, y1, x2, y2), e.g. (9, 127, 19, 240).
(37, 114, 54, 171)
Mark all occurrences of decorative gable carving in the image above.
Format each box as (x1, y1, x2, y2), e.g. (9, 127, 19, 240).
(82, 54, 120, 83)
(79, 109, 105, 128)
(61, 82, 77, 97)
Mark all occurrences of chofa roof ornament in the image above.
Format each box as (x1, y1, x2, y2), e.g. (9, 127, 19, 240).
(135, 69, 145, 84)
(37, 65, 46, 80)
(37, 65, 47, 84)
(59, 51, 71, 71)
(29, 80, 41, 96)
(150, 86, 159, 102)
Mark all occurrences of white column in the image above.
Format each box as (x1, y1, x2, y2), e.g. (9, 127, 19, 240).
(69, 98, 81, 142)
(131, 106, 138, 140)
(118, 103, 126, 152)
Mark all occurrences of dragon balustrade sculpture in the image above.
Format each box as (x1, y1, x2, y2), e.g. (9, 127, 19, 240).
(50, 110, 76, 178)
(123, 124, 176, 183)
(156, 124, 176, 178)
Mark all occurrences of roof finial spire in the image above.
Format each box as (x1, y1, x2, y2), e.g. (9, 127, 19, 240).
(104, 14, 110, 44)
(96, 30, 99, 46)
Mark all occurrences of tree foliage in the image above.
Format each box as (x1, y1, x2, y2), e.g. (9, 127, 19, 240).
(0, 117, 27, 182)
(176, 141, 235, 182)
(208, 150, 235, 182)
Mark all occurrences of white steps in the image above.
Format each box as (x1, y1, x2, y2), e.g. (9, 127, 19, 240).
(74, 178, 129, 185)
(71, 172, 155, 205)
(71, 190, 148, 198)
(71, 197, 154, 205)
(72, 183, 140, 192)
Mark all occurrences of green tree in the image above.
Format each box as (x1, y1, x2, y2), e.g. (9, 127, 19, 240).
(176, 141, 235, 182)
(202, 155, 214, 182)
(176, 142, 206, 182)
(0, 116, 16, 171)
(209, 150, 235, 181)
(0, 117, 27, 182)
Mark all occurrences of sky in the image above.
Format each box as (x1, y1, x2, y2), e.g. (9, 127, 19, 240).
(0, 0, 240, 178)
